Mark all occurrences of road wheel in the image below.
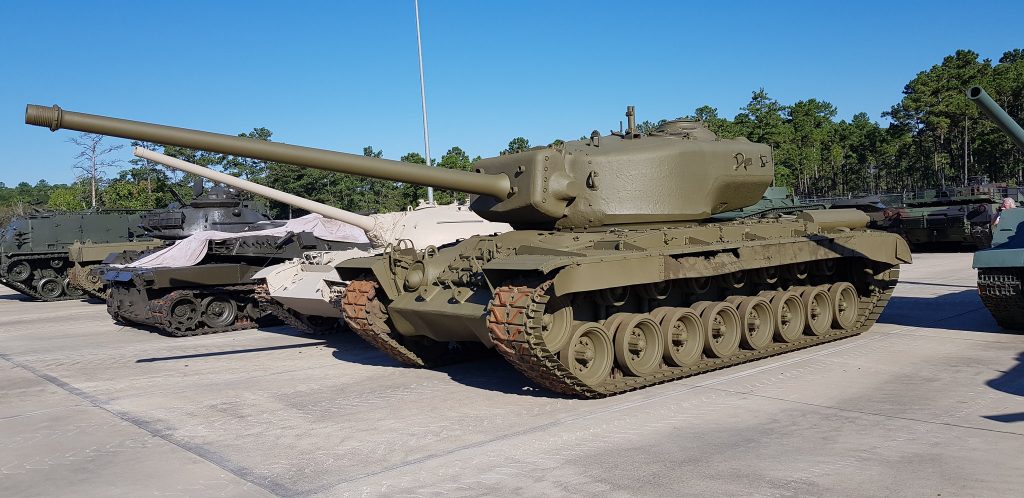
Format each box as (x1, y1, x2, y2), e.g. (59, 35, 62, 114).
(654, 306, 704, 367)
(36, 277, 63, 300)
(560, 322, 613, 387)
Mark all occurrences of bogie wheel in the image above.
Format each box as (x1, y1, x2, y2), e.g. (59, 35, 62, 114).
(538, 294, 574, 353)
(168, 295, 201, 333)
(36, 277, 63, 300)
(726, 296, 774, 350)
(759, 290, 805, 343)
(796, 286, 833, 336)
(559, 322, 614, 387)
(63, 278, 85, 299)
(695, 301, 742, 358)
(8, 261, 31, 282)
(653, 306, 704, 367)
(828, 282, 860, 331)
(608, 313, 664, 375)
(201, 295, 237, 328)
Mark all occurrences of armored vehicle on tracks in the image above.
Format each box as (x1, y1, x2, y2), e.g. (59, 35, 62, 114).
(898, 187, 999, 249)
(712, 186, 826, 221)
(102, 214, 368, 336)
(69, 181, 273, 296)
(26, 103, 911, 396)
(0, 210, 154, 301)
(135, 147, 513, 335)
(969, 86, 1024, 330)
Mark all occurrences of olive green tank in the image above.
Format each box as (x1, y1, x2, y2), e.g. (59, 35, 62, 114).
(67, 185, 272, 298)
(896, 186, 1001, 249)
(969, 86, 1024, 330)
(26, 104, 911, 397)
(0, 210, 155, 301)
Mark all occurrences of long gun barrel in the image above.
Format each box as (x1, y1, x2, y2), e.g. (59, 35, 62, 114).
(26, 104, 512, 199)
(133, 148, 377, 232)
(967, 86, 1024, 151)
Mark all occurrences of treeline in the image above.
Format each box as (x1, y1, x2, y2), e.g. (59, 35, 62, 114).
(3, 48, 1023, 223)
(636, 49, 1023, 196)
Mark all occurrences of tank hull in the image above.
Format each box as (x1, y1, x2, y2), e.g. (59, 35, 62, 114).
(105, 228, 369, 336)
(335, 214, 910, 396)
(252, 203, 512, 334)
(973, 208, 1024, 330)
(0, 211, 152, 301)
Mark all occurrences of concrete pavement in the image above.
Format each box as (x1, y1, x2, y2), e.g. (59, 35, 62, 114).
(1, 252, 1022, 496)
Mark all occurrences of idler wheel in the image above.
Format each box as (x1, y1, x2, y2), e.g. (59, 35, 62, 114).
(607, 313, 664, 375)
(559, 322, 614, 386)
(63, 278, 85, 299)
(36, 277, 63, 300)
(8, 261, 31, 282)
(168, 295, 201, 332)
(596, 287, 630, 307)
(681, 277, 712, 294)
(652, 306, 704, 367)
(828, 282, 860, 331)
(758, 290, 805, 343)
(726, 296, 774, 350)
(538, 294, 573, 353)
(201, 295, 237, 328)
(795, 286, 833, 336)
(692, 301, 741, 358)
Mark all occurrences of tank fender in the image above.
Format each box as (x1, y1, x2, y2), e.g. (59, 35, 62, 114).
(540, 232, 910, 296)
(336, 256, 402, 298)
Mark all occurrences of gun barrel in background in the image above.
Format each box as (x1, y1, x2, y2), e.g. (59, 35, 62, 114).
(26, 104, 512, 199)
(967, 86, 1024, 152)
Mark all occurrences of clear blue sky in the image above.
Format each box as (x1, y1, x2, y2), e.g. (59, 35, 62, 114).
(1, 0, 1021, 186)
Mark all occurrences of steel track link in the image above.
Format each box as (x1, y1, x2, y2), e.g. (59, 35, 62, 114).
(67, 263, 107, 300)
(147, 285, 262, 337)
(977, 268, 1024, 331)
(486, 266, 899, 398)
(339, 278, 430, 367)
(254, 282, 341, 335)
(0, 253, 77, 301)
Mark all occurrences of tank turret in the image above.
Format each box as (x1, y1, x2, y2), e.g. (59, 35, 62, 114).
(27, 105, 774, 229)
(967, 86, 1024, 151)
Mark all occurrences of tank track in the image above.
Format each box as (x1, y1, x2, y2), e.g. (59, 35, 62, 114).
(344, 262, 898, 397)
(254, 282, 343, 335)
(340, 278, 466, 367)
(67, 263, 108, 300)
(117, 284, 266, 337)
(977, 268, 1024, 331)
(0, 253, 80, 301)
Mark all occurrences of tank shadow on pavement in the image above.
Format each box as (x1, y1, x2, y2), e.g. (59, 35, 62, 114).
(984, 352, 1024, 423)
(880, 289, 1012, 334)
(135, 340, 329, 363)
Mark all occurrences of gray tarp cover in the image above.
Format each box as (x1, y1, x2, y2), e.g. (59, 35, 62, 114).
(125, 214, 369, 268)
